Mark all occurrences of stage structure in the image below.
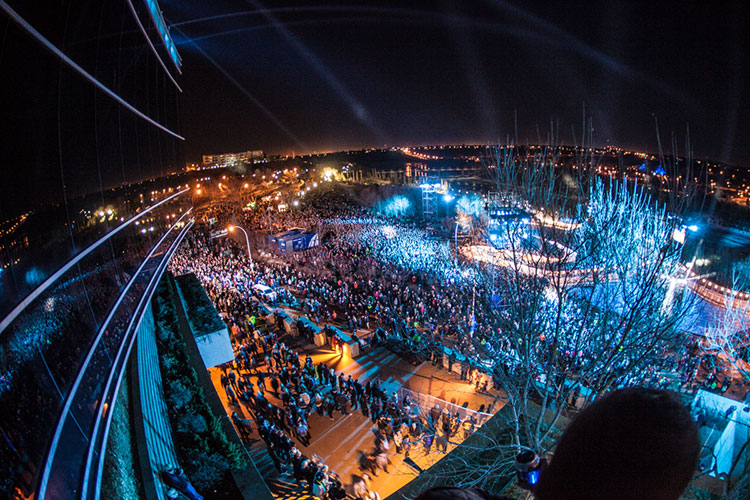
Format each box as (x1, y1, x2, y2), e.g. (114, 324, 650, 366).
(420, 178, 448, 220)
(270, 228, 319, 254)
(487, 205, 531, 249)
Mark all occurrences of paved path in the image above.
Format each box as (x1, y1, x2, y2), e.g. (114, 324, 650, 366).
(209, 336, 503, 499)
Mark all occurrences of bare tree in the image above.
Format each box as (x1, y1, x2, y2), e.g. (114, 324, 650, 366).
(425, 132, 699, 492)
(694, 271, 750, 385)
(694, 270, 750, 497)
(653, 118, 705, 216)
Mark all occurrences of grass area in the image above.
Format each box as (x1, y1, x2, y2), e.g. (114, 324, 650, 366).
(174, 273, 226, 336)
(101, 377, 144, 500)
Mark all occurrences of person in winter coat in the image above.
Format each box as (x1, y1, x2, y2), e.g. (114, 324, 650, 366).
(402, 435, 412, 458)
(314, 392, 324, 416)
(296, 420, 311, 447)
(352, 473, 371, 499)
(231, 412, 253, 440)
(393, 429, 403, 453)
(329, 478, 347, 500)
(375, 452, 389, 474)
(292, 449, 306, 488)
(312, 470, 329, 498)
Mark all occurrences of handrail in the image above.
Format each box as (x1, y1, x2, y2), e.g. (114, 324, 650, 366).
(37, 209, 191, 499)
(80, 212, 192, 498)
(125, 0, 182, 92)
(0, 188, 188, 335)
(92, 220, 193, 500)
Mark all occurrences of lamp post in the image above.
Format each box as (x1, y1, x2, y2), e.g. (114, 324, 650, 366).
(228, 225, 253, 270)
(454, 219, 460, 267)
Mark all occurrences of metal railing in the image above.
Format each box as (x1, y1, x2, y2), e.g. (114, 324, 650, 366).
(38, 214, 194, 499)
(397, 387, 493, 428)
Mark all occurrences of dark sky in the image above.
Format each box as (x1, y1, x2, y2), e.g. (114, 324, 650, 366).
(166, 0, 749, 166)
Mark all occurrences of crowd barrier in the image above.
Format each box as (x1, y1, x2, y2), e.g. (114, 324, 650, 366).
(397, 387, 493, 427)
(264, 307, 370, 358)
(441, 347, 496, 392)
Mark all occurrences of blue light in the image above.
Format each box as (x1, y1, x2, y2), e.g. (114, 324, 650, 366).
(443, 194, 454, 202)
(393, 197, 410, 210)
(379, 195, 412, 217)
(526, 469, 541, 485)
(456, 195, 484, 216)
(490, 234, 498, 241)
(25, 267, 44, 286)
(687, 224, 699, 232)
(145, 0, 181, 69)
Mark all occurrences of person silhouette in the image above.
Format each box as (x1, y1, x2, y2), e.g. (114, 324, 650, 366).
(415, 388, 700, 500)
(533, 387, 699, 500)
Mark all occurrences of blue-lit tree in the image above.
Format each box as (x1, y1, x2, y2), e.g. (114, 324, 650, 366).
(455, 194, 487, 240)
(377, 194, 413, 218)
(697, 276, 750, 497)
(423, 136, 698, 493)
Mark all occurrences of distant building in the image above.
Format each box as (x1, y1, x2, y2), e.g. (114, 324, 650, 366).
(202, 149, 265, 167)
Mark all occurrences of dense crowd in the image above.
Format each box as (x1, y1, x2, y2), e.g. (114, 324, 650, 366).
(177, 183, 725, 398)
(169, 196, 498, 498)
(0, 179, 732, 499)
(166, 187, 741, 498)
(218, 323, 475, 499)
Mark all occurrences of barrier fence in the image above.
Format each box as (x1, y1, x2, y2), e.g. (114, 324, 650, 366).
(397, 387, 493, 428)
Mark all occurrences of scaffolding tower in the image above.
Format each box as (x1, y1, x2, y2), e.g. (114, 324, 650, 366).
(420, 178, 441, 219)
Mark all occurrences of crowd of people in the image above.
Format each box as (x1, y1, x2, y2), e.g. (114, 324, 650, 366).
(168, 195, 498, 497)
(174, 199, 707, 404)
(215, 313, 481, 499)
(165, 184, 743, 498)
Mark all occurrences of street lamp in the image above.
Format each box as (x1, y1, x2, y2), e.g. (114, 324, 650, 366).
(228, 225, 253, 270)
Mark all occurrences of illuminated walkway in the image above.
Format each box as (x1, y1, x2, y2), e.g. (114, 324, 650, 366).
(209, 336, 502, 499)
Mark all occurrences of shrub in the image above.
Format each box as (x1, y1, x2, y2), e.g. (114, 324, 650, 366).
(178, 412, 208, 434)
(152, 275, 247, 495)
(187, 452, 230, 491)
(167, 380, 193, 410)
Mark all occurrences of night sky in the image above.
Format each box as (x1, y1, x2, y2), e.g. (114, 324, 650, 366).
(167, 0, 749, 166)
